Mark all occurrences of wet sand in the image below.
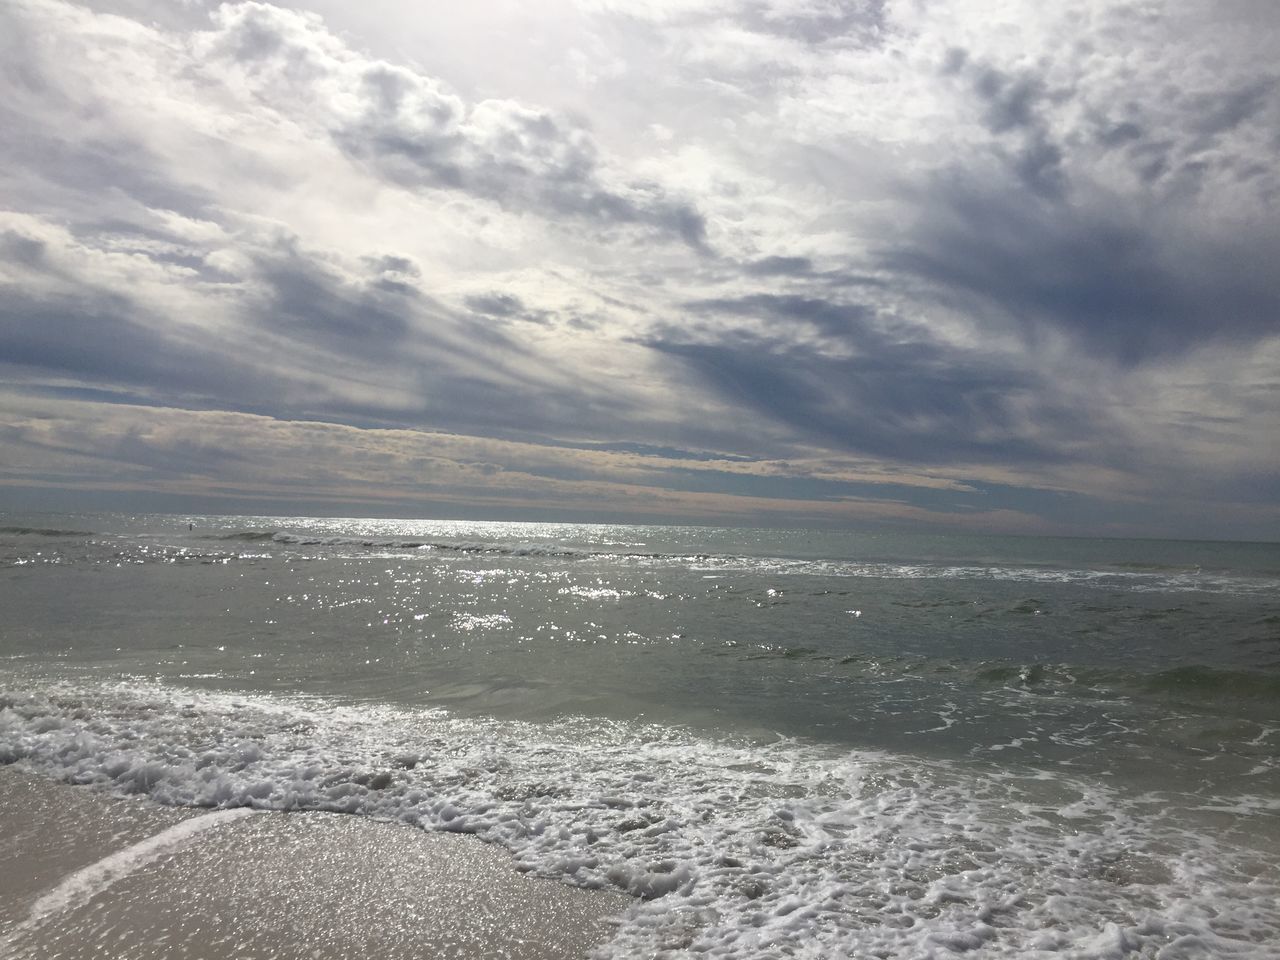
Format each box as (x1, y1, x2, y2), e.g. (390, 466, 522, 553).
(0, 766, 631, 959)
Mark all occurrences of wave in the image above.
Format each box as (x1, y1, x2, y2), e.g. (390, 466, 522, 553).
(1143, 665, 1280, 699)
(1105, 560, 1205, 573)
(222, 530, 724, 564)
(1, 680, 1276, 959)
(204, 530, 279, 542)
(732, 648, 1280, 709)
(44, 527, 1276, 597)
(2, 546, 274, 570)
(797, 560, 1280, 597)
(965, 659, 1280, 704)
(210, 530, 593, 557)
(0, 526, 95, 538)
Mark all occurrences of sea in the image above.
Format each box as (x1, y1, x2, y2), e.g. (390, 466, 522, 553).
(1, 512, 1278, 958)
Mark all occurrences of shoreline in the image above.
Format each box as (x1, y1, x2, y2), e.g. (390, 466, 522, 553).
(0, 764, 632, 960)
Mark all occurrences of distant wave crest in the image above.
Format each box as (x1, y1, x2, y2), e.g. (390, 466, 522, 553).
(55, 528, 1280, 597)
(0, 526, 94, 538)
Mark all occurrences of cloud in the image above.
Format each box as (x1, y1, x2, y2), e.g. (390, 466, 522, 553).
(684, 293, 875, 337)
(868, 5, 1280, 364)
(0, 0, 1277, 538)
(197, 2, 708, 247)
(882, 177, 1280, 363)
(0, 209, 625, 440)
(939, 50, 1065, 197)
(463, 292, 553, 325)
(645, 304, 1085, 467)
(0, 391, 1056, 528)
(741, 0, 887, 46)
(743, 255, 813, 276)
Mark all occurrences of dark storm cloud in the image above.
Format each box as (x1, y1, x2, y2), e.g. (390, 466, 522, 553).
(941, 49, 1065, 197)
(938, 40, 1277, 206)
(334, 105, 708, 247)
(0, 286, 262, 405)
(0, 215, 536, 432)
(0, 225, 419, 388)
(364, 254, 420, 278)
(0, 249, 607, 445)
(1189, 78, 1275, 141)
(885, 32, 1280, 365)
(0, 230, 47, 269)
(0, 232, 187, 396)
(0, 239, 387, 419)
(465, 293, 524, 318)
(882, 177, 1280, 364)
(254, 245, 414, 354)
(646, 298, 1087, 465)
(1082, 79, 1277, 193)
(188, 243, 608, 435)
(685, 293, 875, 338)
(739, 256, 885, 289)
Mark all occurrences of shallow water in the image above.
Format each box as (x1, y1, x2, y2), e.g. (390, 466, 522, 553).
(2, 513, 1278, 957)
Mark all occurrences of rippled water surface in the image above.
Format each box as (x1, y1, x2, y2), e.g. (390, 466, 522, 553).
(2, 513, 1278, 957)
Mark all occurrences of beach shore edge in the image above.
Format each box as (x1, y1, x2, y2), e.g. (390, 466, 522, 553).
(0, 764, 633, 960)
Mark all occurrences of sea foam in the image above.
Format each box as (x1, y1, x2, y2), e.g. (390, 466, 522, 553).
(2, 680, 1277, 958)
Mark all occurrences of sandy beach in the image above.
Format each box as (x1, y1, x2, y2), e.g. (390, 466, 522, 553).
(0, 765, 631, 960)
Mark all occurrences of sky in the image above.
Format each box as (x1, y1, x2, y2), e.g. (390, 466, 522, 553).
(1, 0, 1278, 539)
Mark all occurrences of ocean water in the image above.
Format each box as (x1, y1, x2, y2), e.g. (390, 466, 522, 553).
(1, 512, 1278, 957)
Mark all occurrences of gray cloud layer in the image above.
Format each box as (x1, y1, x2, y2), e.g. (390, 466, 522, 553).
(1, 0, 1277, 537)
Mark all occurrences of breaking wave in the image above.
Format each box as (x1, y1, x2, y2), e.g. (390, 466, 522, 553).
(196, 530, 1280, 597)
(0, 526, 95, 538)
(2, 681, 1277, 959)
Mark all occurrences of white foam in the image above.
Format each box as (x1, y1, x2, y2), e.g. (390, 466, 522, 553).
(2, 680, 1278, 958)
